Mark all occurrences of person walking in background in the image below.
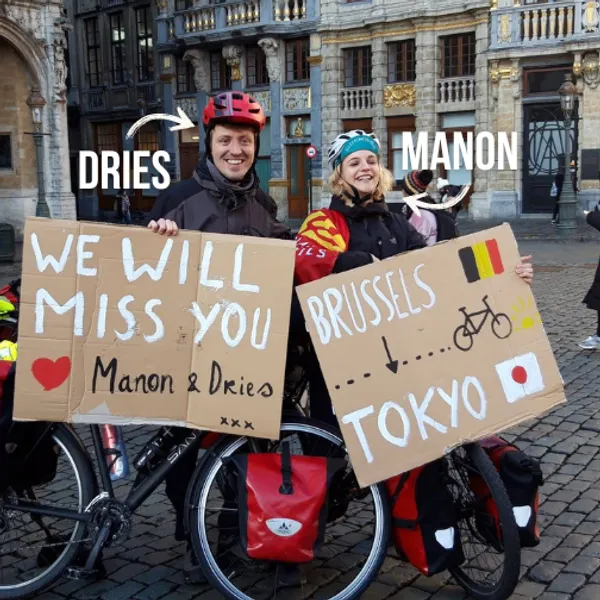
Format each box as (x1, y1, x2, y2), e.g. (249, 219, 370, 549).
(579, 206, 600, 349)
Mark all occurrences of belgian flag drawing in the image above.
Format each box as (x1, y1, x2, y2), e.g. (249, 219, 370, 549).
(458, 239, 505, 283)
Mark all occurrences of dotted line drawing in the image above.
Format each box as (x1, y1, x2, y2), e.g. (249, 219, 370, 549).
(334, 346, 452, 390)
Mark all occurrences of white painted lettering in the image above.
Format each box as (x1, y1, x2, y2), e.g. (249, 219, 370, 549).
(323, 288, 354, 339)
(191, 302, 222, 344)
(414, 264, 436, 309)
(250, 307, 271, 350)
(97, 293, 108, 339)
(31, 233, 73, 273)
(221, 302, 247, 348)
(232, 244, 260, 293)
(360, 279, 381, 326)
(122, 237, 172, 282)
(179, 240, 189, 285)
(199, 241, 223, 290)
(144, 299, 164, 343)
(385, 272, 408, 319)
(76, 234, 100, 277)
(35, 289, 84, 336)
(306, 296, 331, 344)
(462, 376, 487, 420)
(408, 387, 448, 440)
(378, 401, 411, 448)
(437, 380, 460, 428)
(342, 406, 375, 464)
(115, 295, 136, 341)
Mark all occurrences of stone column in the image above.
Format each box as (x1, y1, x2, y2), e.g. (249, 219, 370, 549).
(371, 35, 387, 161)
(576, 51, 600, 210)
(259, 37, 287, 217)
(484, 58, 520, 220)
(223, 45, 243, 92)
(46, 24, 76, 220)
(184, 49, 210, 157)
(309, 33, 323, 211)
(320, 38, 342, 206)
(415, 28, 437, 152)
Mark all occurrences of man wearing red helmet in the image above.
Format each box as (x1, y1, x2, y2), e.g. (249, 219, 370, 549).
(147, 92, 300, 584)
(148, 91, 288, 237)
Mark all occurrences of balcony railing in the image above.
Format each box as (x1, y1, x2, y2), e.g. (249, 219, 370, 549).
(81, 83, 161, 113)
(490, 0, 596, 48)
(437, 77, 476, 105)
(83, 89, 106, 112)
(175, 0, 309, 36)
(341, 86, 374, 111)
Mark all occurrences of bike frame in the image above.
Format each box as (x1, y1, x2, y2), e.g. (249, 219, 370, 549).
(4, 423, 213, 523)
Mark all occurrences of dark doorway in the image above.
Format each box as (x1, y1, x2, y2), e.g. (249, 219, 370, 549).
(522, 102, 578, 213)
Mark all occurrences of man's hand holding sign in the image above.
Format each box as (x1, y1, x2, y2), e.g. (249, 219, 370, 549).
(296, 224, 565, 488)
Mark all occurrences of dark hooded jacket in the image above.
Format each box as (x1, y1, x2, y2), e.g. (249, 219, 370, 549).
(149, 156, 290, 239)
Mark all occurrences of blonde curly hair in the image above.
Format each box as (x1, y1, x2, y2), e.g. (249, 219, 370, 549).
(327, 160, 395, 202)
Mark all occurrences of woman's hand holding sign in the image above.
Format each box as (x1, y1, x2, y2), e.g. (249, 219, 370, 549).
(516, 255, 533, 286)
(148, 218, 179, 236)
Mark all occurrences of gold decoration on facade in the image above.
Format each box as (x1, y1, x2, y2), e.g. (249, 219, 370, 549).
(490, 0, 498, 10)
(583, 51, 600, 88)
(584, 0, 599, 32)
(307, 56, 323, 66)
(383, 84, 416, 108)
(499, 15, 511, 42)
(489, 65, 517, 83)
(489, 67, 500, 83)
(573, 55, 582, 77)
(231, 64, 242, 81)
(294, 117, 304, 137)
(514, 0, 521, 6)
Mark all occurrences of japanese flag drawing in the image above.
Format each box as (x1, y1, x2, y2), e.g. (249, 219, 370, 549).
(495, 352, 545, 404)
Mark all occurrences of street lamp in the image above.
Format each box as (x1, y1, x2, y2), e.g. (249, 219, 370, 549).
(557, 73, 578, 230)
(25, 86, 51, 218)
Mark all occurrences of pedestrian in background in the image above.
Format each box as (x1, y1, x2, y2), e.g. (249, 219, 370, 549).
(579, 206, 600, 350)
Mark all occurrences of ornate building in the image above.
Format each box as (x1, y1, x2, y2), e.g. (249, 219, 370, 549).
(156, 0, 319, 222)
(318, 0, 489, 212)
(486, 0, 600, 218)
(64, 0, 164, 220)
(318, 0, 600, 219)
(0, 0, 76, 238)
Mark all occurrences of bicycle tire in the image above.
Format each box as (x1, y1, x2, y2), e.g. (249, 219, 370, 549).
(491, 314, 512, 340)
(453, 324, 474, 352)
(188, 416, 390, 600)
(0, 424, 96, 600)
(449, 443, 521, 600)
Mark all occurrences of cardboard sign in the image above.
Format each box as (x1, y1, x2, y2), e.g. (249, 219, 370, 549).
(14, 218, 296, 439)
(297, 225, 566, 488)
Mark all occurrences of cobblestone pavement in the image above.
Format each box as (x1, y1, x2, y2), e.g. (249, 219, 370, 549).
(3, 235, 600, 599)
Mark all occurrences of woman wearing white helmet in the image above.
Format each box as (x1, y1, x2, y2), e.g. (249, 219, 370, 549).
(295, 129, 534, 427)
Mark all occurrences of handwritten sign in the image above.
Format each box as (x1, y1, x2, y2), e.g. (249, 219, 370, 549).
(296, 225, 566, 488)
(14, 218, 296, 439)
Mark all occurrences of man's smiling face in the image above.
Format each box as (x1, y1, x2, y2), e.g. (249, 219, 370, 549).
(210, 124, 256, 181)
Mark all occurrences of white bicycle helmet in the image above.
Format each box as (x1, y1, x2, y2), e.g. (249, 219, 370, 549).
(327, 130, 380, 171)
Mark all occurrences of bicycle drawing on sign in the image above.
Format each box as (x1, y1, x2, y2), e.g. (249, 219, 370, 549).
(453, 295, 513, 352)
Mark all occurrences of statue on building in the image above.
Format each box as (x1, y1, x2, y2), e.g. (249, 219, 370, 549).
(183, 49, 210, 92)
(222, 45, 242, 81)
(53, 34, 68, 101)
(258, 38, 280, 83)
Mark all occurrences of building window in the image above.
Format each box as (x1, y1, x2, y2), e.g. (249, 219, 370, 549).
(344, 46, 372, 87)
(286, 38, 309, 82)
(441, 33, 475, 78)
(137, 127, 159, 152)
(387, 40, 416, 83)
(176, 59, 194, 93)
(210, 53, 232, 91)
(96, 124, 120, 153)
(247, 47, 269, 87)
(0, 135, 11, 169)
(136, 7, 154, 81)
(387, 116, 416, 185)
(85, 18, 102, 87)
(524, 67, 570, 96)
(110, 12, 127, 85)
(342, 118, 372, 133)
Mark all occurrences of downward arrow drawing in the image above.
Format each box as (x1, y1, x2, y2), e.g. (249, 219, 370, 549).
(125, 106, 195, 140)
(401, 184, 471, 217)
(382, 336, 398, 374)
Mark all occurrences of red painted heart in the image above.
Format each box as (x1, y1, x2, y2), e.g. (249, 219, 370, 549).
(31, 356, 71, 391)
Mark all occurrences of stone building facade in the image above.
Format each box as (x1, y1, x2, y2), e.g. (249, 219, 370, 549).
(0, 0, 76, 238)
(156, 0, 320, 222)
(318, 0, 600, 219)
(486, 0, 600, 219)
(64, 0, 164, 220)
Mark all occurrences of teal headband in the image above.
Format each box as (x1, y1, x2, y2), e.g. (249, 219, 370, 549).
(335, 136, 380, 168)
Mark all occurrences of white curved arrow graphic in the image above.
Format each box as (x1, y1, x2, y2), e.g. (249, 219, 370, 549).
(125, 106, 195, 140)
(401, 184, 471, 217)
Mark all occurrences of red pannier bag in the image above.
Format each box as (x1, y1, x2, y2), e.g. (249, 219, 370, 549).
(470, 436, 543, 549)
(228, 442, 344, 563)
(385, 459, 464, 576)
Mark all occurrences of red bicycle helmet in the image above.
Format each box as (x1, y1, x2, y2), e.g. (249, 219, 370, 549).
(203, 91, 266, 132)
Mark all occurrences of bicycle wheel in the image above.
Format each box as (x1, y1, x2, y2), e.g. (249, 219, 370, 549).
(189, 417, 390, 600)
(453, 325, 474, 351)
(491, 313, 512, 340)
(0, 424, 96, 600)
(448, 443, 521, 600)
